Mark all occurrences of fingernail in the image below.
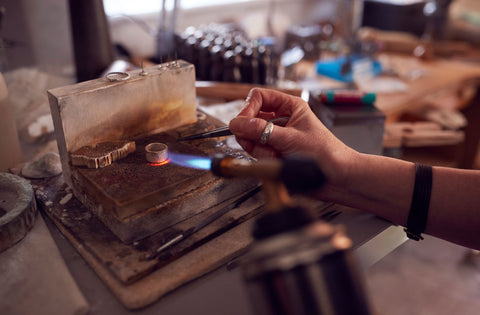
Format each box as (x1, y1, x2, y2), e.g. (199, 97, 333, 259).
(245, 89, 254, 103)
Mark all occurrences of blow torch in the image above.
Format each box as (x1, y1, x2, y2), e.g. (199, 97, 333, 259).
(211, 154, 372, 315)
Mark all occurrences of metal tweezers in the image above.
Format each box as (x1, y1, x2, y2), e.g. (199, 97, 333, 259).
(177, 117, 290, 141)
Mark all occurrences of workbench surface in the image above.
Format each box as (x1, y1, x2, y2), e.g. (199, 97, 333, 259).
(42, 200, 405, 315)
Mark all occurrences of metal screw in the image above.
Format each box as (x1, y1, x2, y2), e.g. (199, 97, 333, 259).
(139, 61, 148, 76)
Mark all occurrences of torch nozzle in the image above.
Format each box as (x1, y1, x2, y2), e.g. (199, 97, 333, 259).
(211, 154, 326, 194)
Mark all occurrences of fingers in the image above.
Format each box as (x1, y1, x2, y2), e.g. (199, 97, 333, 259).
(238, 88, 306, 119)
(230, 117, 269, 140)
(233, 127, 279, 159)
(249, 145, 278, 158)
(230, 116, 299, 156)
(230, 117, 279, 157)
(231, 88, 316, 158)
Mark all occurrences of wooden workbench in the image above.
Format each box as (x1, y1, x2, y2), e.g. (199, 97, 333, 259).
(374, 54, 480, 119)
(374, 54, 480, 169)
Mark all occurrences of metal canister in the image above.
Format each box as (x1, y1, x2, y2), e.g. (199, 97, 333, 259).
(242, 218, 372, 315)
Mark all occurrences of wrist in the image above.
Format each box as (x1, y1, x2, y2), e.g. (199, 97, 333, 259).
(313, 144, 360, 200)
(326, 146, 359, 188)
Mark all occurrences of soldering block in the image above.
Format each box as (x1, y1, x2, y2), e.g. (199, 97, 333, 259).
(47, 60, 197, 184)
(47, 61, 259, 243)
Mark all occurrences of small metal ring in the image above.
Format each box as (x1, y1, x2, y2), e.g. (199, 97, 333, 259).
(106, 71, 130, 82)
(196, 111, 207, 121)
(260, 122, 274, 145)
(145, 142, 168, 163)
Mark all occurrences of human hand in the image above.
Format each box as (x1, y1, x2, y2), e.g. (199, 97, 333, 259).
(229, 88, 357, 186)
(229, 88, 349, 155)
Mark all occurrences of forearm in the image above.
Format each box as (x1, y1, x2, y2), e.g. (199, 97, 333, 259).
(427, 166, 480, 249)
(320, 152, 480, 249)
(321, 153, 415, 226)
(229, 88, 480, 248)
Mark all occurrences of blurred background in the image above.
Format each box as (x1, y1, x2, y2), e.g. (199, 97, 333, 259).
(1, 0, 479, 78)
(1, 1, 480, 314)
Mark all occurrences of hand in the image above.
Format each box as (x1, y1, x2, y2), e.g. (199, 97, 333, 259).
(229, 88, 357, 186)
(229, 90, 480, 251)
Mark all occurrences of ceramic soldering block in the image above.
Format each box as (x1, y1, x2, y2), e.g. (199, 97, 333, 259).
(47, 60, 197, 185)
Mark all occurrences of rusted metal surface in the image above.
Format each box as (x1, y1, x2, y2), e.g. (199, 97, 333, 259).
(74, 132, 210, 211)
(69, 114, 259, 243)
(34, 175, 263, 285)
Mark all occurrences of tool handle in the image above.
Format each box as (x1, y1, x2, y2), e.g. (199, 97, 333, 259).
(211, 155, 325, 193)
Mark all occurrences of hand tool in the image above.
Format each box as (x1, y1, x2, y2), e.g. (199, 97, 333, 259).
(176, 117, 290, 141)
(209, 154, 370, 315)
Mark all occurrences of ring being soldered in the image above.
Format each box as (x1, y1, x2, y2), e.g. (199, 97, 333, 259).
(260, 122, 274, 145)
(145, 142, 168, 163)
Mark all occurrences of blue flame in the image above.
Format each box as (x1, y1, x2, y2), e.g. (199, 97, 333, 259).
(168, 153, 212, 170)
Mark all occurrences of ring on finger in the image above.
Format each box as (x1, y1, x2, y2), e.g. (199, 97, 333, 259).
(260, 122, 274, 145)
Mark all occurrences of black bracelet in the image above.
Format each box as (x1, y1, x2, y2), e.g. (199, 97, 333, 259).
(404, 163, 433, 241)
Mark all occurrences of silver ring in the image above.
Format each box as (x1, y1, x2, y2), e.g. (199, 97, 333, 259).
(145, 142, 168, 163)
(260, 122, 274, 145)
(106, 71, 130, 82)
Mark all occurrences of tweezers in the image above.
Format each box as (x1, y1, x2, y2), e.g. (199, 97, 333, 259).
(177, 116, 290, 141)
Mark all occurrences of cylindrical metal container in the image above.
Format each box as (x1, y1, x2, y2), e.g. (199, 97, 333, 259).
(242, 219, 372, 315)
(68, 0, 114, 82)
